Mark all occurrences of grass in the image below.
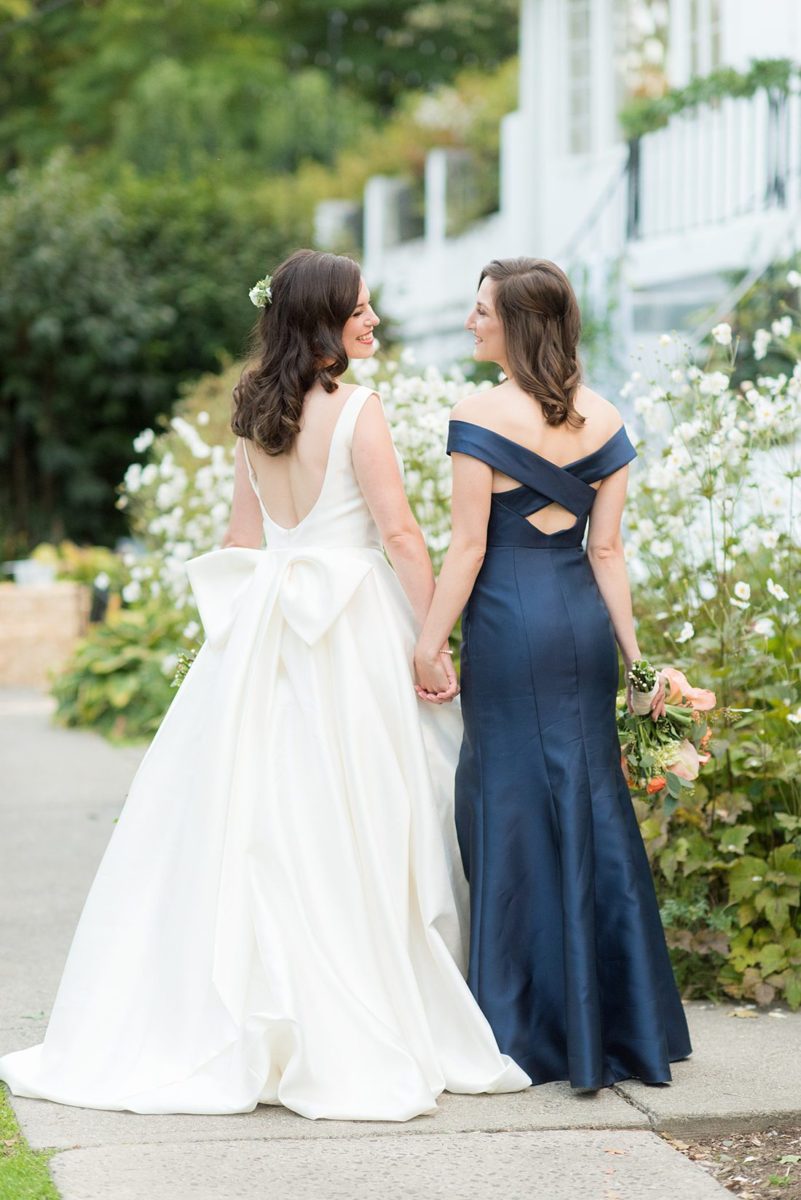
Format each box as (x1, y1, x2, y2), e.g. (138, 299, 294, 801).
(0, 1087, 59, 1200)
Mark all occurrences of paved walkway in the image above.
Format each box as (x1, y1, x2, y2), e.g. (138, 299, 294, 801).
(1, 687, 799, 1199)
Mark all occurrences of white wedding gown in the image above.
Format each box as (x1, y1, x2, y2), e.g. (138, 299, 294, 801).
(0, 385, 530, 1120)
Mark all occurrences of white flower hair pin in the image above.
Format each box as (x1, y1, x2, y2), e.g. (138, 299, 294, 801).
(249, 274, 273, 308)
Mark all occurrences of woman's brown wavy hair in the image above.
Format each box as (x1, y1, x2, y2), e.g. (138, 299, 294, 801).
(479, 257, 584, 428)
(232, 249, 362, 455)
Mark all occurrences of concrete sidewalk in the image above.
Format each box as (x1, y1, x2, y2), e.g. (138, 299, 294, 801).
(1, 687, 799, 1199)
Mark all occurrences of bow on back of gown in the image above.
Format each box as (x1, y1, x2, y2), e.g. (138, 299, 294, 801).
(187, 385, 388, 648)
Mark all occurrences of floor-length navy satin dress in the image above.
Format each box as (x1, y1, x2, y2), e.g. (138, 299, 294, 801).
(447, 419, 692, 1090)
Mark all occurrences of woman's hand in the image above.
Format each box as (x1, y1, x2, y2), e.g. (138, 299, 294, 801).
(649, 670, 667, 720)
(414, 646, 459, 704)
(626, 668, 667, 721)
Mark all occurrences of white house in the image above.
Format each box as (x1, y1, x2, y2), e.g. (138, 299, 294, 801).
(316, 0, 801, 367)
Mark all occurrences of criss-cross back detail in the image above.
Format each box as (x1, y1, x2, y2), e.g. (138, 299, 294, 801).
(447, 420, 637, 547)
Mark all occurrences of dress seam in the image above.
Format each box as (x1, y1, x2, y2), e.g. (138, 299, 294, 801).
(551, 549, 604, 1077)
(472, 621, 486, 1003)
(510, 550, 561, 841)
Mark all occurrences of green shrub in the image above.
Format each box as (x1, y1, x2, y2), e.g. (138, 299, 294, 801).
(52, 602, 189, 741)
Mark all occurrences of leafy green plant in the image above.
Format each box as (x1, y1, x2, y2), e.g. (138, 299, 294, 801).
(29, 540, 128, 589)
(52, 601, 190, 741)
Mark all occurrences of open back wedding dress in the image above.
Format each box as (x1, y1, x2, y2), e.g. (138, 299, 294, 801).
(0, 385, 529, 1119)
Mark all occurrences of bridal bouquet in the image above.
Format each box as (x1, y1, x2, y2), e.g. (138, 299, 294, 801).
(618, 660, 716, 802)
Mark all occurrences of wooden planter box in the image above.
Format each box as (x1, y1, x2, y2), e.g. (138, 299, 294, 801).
(0, 582, 90, 687)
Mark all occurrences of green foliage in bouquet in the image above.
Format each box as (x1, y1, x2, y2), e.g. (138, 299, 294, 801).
(622, 319, 801, 1008)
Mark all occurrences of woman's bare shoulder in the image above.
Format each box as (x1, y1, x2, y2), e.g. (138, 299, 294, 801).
(451, 384, 502, 422)
(333, 381, 372, 401)
(575, 385, 623, 433)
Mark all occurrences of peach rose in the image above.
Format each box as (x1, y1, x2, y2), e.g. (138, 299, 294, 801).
(661, 666, 690, 704)
(646, 776, 667, 794)
(666, 739, 701, 781)
(683, 685, 716, 711)
(661, 666, 716, 712)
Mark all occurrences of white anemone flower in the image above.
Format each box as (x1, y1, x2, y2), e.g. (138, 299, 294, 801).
(133, 428, 155, 453)
(767, 578, 789, 602)
(753, 329, 771, 360)
(698, 371, 729, 396)
(771, 316, 792, 339)
(122, 581, 142, 604)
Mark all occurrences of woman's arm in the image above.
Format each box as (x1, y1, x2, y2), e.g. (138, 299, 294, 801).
(414, 449, 492, 695)
(220, 439, 265, 549)
(352, 394, 456, 698)
(586, 466, 665, 717)
(585, 467, 639, 668)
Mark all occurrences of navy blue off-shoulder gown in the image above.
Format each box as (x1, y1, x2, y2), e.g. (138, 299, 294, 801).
(447, 419, 691, 1090)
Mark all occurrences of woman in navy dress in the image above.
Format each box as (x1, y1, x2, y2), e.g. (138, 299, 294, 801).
(414, 258, 691, 1090)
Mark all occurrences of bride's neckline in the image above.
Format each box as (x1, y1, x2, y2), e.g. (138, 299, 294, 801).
(243, 386, 368, 532)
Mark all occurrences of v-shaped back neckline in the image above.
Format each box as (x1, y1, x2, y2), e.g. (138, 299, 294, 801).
(243, 385, 371, 533)
(448, 419, 626, 476)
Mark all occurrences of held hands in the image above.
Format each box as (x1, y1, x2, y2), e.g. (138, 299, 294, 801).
(414, 645, 460, 704)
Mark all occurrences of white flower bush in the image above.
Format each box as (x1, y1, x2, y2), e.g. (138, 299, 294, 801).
(351, 354, 491, 566)
(619, 319, 801, 1010)
(120, 424, 235, 611)
(624, 331, 800, 634)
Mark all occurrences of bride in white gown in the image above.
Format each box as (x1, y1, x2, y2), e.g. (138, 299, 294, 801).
(0, 248, 529, 1120)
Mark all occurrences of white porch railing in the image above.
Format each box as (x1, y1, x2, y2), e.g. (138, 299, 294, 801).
(626, 86, 801, 241)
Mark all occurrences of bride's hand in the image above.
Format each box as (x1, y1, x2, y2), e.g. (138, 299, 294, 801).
(414, 647, 459, 704)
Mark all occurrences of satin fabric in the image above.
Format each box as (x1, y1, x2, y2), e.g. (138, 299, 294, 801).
(447, 420, 692, 1090)
(0, 388, 529, 1119)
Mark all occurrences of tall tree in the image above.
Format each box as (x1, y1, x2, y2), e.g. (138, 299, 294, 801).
(0, 153, 312, 552)
(0, 0, 519, 170)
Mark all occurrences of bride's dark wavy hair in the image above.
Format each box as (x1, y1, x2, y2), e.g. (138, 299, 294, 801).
(232, 249, 362, 455)
(480, 257, 584, 428)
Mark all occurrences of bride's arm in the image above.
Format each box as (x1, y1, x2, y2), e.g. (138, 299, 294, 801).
(414, 451, 492, 692)
(220, 440, 264, 549)
(352, 394, 437, 629)
(353, 395, 457, 700)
